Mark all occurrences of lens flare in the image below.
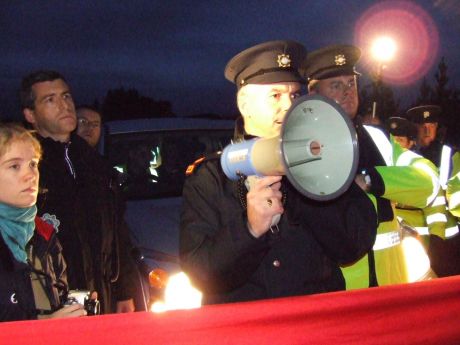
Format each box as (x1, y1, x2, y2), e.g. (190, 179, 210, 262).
(355, 1, 439, 85)
(371, 36, 397, 63)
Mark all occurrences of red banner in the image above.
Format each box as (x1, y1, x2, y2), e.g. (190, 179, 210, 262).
(2, 275, 460, 345)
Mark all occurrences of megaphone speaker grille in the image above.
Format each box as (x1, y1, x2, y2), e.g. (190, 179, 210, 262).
(281, 94, 359, 201)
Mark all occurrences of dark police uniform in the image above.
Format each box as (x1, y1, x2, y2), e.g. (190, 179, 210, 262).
(179, 41, 377, 304)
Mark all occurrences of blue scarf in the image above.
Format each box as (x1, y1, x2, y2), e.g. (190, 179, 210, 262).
(0, 203, 36, 263)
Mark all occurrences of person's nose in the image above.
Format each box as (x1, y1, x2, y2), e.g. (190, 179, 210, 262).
(24, 166, 38, 183)
(423, 125, 430, 136)
(280, 94, 293, 112)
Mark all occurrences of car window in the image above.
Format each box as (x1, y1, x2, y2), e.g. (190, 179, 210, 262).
(106, 129, 233, 199)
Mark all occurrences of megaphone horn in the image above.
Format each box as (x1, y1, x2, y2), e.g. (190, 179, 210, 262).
(220, 94, 359, 201)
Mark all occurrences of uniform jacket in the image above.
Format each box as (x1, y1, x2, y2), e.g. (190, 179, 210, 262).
(36, 134, 137, 313)
(180, 157, 377, 304)
(447, 152, 460, 217)
(342, 121, 440, 289)
(0, 217, 66, 322)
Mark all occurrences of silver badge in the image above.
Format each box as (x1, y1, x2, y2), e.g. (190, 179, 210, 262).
(335, 54, 346, 66)
(277, 54, 291, 68)
(423, 111, 430, 119)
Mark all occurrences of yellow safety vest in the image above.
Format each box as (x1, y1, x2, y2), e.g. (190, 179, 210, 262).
(447, 152, 460, 218)
(342, 127, 440, 289)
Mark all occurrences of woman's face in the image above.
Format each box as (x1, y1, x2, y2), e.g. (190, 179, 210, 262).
(0, 140, 40, 208)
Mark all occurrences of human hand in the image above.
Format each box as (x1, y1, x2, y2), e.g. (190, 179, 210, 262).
(50, 303, 87, 319)
(246, 175, 284, 237)
(116, 298, 135, 313)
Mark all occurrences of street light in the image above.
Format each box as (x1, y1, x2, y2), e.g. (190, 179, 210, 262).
(371, 36, 397, 63)
(370, 36, 397, 118)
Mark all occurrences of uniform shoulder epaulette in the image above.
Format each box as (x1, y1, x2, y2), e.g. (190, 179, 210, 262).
(34, 216, 55, 241)
(185, 152, 222, 176)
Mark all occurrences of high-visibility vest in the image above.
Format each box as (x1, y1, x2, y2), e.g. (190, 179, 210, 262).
(397, 145, 459, 241)
(341, 126, 440, 289)
(447, 152, 460, 218)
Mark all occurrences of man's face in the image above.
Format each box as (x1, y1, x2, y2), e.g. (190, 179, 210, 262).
(23, 79, 77, 143)
(238, 82, 301, 138)
(310, 75, 359, 119)
(77, 109, 102, 148)
(417, 122, 437, 147)
(0, 140, 40, 208)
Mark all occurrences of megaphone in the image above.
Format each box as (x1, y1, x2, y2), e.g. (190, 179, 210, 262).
(220, 94, 359, 201)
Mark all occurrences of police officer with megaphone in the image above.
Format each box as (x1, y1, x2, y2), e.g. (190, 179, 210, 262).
(179, 40, 377, 305)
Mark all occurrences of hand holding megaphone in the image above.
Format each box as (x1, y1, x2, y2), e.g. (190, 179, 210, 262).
(246, 175, 283, 237)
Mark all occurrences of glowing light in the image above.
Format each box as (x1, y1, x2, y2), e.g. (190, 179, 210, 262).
(355, 1, 439, 85)
(371, 37, 397, 63)
(402, 236, 432, 282)
(151, 272, 202, 313)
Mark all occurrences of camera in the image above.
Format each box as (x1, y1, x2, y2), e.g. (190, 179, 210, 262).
(64, 290, 100, 316)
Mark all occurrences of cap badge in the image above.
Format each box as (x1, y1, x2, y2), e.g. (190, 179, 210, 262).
(390, 122, 397, 129)
(423, 111, 430, 118)
(277, 54, 291, 68)
(335, 54, 346, 66)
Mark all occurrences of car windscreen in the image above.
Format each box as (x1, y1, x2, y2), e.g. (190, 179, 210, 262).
(106, 128, 233, 199)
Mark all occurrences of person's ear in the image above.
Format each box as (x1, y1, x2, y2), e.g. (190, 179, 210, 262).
(237, 87, 247, 115)
(23, 108, 36, 125)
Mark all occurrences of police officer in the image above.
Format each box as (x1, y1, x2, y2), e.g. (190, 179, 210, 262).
(179, 40, 377, 304)
(300, 44, 440, 288)
(386, 117, 447, 251)
(407, 105, 460, 276)
(407, 105, 445, 166)
(386, 117, 417, 150)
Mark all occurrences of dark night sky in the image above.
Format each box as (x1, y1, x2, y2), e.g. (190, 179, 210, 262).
(1, 0, 460, 120)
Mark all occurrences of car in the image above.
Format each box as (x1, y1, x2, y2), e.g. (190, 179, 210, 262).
(100, 117, 235, 309)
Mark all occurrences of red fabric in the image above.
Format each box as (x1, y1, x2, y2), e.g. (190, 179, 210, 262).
(34, 217, 54, 241)
(2, 275, 460, 344)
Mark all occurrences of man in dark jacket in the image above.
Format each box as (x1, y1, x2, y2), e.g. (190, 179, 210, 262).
(21, 70, 137, 313)
(179, 40, 377, 304)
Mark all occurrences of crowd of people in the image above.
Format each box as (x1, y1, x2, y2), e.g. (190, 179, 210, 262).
(1, 40, 459, 322)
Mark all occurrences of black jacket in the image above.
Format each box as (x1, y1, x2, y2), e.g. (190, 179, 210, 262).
(179, 158, 377, 304)
(0, 217, 67, 322)
(36, 134, 137, 313)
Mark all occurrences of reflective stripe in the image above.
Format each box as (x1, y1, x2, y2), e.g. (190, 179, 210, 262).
(431, 195, 446, 207)
(396, 149, 421, 166)
(446, 226, 460, 238)
(414, 227, 430, 236)
(426, 213, 448, 224)
(364, 126, 393, 166)
(373, 231, 401, 250)
(413, 160, 440, 206)
(449, 191, 460, 210)
(439, 145, 452, 188)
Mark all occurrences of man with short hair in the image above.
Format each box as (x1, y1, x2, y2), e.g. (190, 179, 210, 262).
(301, 45, 440, 288)
(76, 106, 102, 148)
(180, 41, 377, 304)
(21, 70, 137, 313)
